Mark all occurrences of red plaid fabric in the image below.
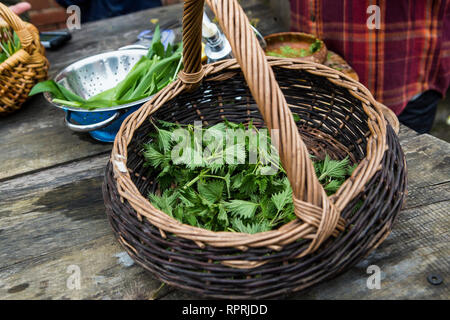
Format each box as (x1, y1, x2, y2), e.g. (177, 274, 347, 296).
(290, 0, 450, 115)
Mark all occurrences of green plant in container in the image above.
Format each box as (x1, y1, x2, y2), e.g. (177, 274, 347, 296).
(29, 24, 183, 110)
(0, 27, 21, 63)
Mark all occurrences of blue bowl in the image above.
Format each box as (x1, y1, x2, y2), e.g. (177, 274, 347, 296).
(42, 48, 153, 143)
(64, 104, 142, 142)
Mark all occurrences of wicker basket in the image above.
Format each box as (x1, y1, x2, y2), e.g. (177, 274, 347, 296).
(0, 3, 49, 115)
(103, 0, 407, 299)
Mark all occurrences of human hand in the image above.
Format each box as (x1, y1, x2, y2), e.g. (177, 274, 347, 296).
(9, 2, 31, 15)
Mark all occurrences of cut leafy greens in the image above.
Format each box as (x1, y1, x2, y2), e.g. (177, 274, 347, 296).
(266, 39, 323, 58)
(29, 24, 182, 110)
(0, 27, 21, 63)
(143, 119, 357, 234)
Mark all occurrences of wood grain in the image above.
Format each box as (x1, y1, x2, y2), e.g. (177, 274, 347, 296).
(0, 155, 109, 268)
(0, 0, 448, 300)
(0, 133, 448, 299)
(0, 234, 168, 300)
(0, 94, 111, 181)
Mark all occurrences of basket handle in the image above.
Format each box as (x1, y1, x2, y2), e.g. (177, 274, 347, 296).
(0, 2, 34, 50)
(180, 0, 341, 253)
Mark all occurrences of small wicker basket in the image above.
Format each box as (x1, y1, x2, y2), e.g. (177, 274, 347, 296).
(0, 3, 49, 115)
(103, 0, 407, 299)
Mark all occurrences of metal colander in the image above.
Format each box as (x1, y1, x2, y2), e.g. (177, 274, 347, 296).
(43, 48, 151, 142)
(45, 48, 149, 111)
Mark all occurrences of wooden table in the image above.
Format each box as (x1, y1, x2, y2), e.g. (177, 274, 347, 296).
(0, 1, 448, 300)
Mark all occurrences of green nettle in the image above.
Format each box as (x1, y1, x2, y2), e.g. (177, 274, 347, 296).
(143, 119, 357, 234)
(266, 39, 322, 58)
(29, 24, 183, 110)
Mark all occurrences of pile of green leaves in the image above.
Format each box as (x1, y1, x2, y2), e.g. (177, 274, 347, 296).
(267, 39, 322, 58)
(0, 28, 21, 63)
(143, 119, 356, 234)
(29, 25, 182, 110)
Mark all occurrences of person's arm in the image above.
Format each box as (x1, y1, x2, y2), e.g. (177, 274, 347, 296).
(8, 1, 31, 15)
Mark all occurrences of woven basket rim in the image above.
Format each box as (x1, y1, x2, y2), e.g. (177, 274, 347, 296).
(109, 57, 390, 252)
(0, 46, 30, 69)
(0, 3, 49, 114)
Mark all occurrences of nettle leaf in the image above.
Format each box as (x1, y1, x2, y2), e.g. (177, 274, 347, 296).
(348, 163, 358, 176)
(271, 179, 293, 212)
(155, 127, 173, 154)
(204, 123, 227, 144)
(324, 179, 343, 194)
(231, 218, 271, 234)
(256, 177, 268, 193)
(198, 180, 224, 204)
(148, 189, 178, 217)
(318, 155, 349, 181)
(185, 211, 198, 227)
(217, 204, 229, 227)
(157, 175, 175, 191)
(173, 206, 184, 221)
(223, 172, 231, 198)
(143, 144, 168, 167)
(223, 118, 240, 129)
(224, 144, 246, 164)
(157, 119, 179, 128)
(240, 174, 258, 195)
(260, 196, 277, 220)
(207, 162, 225, 174)
(231, 171, 244, 190)
(142, 119, 357, 234)
(224, 200, 259, 219)
(178, 188, 198, 207)
(278, 202, 296, 224)
(197, 208, 212, 217)
(258, 165, 278, 176)
(314, 160, 323, 176)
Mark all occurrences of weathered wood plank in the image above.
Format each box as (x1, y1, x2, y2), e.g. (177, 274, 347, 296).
(0, 155, 109, 268)
(0, 131, 448, 299)
(0, 95, 111, 181)
(397, 133, 450, 210)
(0, 234, 168, 300)
(0, 0, 448, 300)
(398, 124, 419, 141)
(0, 154, 175, 300)
(401, 133, 450, 188)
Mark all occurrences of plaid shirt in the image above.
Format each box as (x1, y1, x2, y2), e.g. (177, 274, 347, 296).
(290, 0, 450, 115)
